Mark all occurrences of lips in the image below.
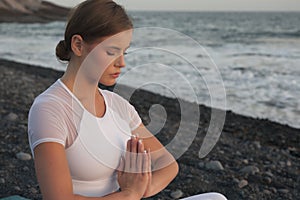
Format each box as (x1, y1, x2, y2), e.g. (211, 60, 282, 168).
(111, 72, 120, 78)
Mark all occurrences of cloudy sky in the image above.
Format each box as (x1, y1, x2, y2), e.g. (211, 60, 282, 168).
(46, 0, 300, 11)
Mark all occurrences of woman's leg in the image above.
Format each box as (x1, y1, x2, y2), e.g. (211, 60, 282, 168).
(180, 192, 227, 200)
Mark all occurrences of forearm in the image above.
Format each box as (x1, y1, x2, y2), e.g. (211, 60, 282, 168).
(74, 190, 140, 200)
(143, 160, 179, 198)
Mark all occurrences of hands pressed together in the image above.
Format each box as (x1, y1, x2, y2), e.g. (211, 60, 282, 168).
(117, 135, 152, 199)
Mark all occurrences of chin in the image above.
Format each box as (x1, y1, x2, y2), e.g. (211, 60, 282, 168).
(99, 80, 116, 87)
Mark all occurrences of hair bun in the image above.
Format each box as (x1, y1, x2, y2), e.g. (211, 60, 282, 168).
(56, 40, 71, 61)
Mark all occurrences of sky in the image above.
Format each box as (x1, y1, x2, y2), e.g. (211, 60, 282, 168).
(46, 0, 300, 11)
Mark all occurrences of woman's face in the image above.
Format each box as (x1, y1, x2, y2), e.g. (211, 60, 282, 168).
(80, 29, 133, 86)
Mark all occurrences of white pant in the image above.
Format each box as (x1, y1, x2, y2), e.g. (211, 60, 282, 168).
(181, 192, 227, 200)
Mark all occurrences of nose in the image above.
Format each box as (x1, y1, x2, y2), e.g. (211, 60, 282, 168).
(115, 54, 126, 68)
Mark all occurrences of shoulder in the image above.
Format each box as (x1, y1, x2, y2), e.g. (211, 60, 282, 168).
(29, 80, 73, 116)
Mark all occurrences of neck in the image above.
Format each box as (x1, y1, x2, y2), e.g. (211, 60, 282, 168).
(61, 61, 101, 114)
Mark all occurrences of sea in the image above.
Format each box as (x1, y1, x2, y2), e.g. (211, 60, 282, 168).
(0, 11, 299, 128)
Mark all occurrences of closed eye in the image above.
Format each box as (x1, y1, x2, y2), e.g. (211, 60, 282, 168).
(106, 51, 115, 56)
(107, 51, 129, 57)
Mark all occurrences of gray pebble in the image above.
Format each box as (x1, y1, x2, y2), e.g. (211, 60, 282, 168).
(238, 179, 248, 188)
(30, 187, 38, 194)
(232, 178, 239, 184)
(263, 189, 272, 195)
(0, 178, 5, 184)
(14, 186, 21, 191)
(286, 160, 292, 166)
(8, 163, 15, 168)
(5, 112, 18, 121)
(278, 189, 289, 194)
(263, 176, 272, 184)
(205, 160, 224, 171)
(20, 125, 27, 131)
(198, 162, 205, 168)
(16, 152, 32, 161)
(242, 159, 249, 164)
(186, 174, 193, 178)
(270, 187, 277, 193)
(253, 141, 261, 149)
(264, 171, 274, 178)
(23, 166, 29, 171)
(269, 164, 276, 170)
(240, 165, 260, 174)
(264, 161, 271, 165)
(279, 161, 285, 167)
(186, 179, 192, 184)
(170, 189, 184, 199)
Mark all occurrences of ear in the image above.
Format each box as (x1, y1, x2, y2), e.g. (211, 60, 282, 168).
(70, 34, 84, 57)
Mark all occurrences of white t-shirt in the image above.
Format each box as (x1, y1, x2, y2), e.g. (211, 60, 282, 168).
(28, 79, 142, 197)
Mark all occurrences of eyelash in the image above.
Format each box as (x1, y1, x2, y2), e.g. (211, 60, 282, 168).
(106, 51, 115, 56)
(106, 51, 128, 56)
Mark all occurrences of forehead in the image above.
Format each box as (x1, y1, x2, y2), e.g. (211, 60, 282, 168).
(97, 29, 133, 48)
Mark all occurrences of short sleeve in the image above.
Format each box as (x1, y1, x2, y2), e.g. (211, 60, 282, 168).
(28, 99, 67, 157)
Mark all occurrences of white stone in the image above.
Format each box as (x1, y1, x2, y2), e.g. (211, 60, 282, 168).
(170, 189, 184, 199)
(5, 112, 18, 121)
(205, 160, 224, 171)
(16, 152, 32, 161)
(238, 180, 248, 188)
(240, 166, 259, 174)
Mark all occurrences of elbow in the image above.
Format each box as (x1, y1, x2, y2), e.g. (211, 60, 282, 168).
(173, 160, 179, 179)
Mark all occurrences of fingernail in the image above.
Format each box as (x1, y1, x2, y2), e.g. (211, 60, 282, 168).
(144, 150, 147, 153)
(138, 139, 143, 144)
(131, 135, 136, 139)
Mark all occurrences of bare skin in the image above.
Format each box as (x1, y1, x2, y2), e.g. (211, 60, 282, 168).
(33, 30, 178, 200)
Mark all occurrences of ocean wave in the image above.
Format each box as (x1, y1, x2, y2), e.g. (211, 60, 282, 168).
(229, 52, 300, 59)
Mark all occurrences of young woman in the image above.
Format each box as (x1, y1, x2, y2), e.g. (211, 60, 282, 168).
(28, 0, 227, 199)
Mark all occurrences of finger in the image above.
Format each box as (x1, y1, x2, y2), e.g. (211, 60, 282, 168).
(126, 137, 134, 171)
(142, 150, 149, 173)
(136, 151, 143, 173)
(117, 156, 125, 177)
(148, 148, 151, 174)
(136, 139, 144, 173)
(125, 145, 131, 173)
(130, 136, 138, 171)
(131, 135, 138, 153)
(147, 161, 152, 190)
(126, 138, 131, 151)
(138, 139, 144, 154)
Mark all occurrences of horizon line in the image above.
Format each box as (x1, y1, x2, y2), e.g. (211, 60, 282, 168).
(126, 9, 300, 12)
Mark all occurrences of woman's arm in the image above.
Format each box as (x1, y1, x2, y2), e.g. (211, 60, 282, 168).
(34, 142, 149, 200)
(132, 124, 179, 198)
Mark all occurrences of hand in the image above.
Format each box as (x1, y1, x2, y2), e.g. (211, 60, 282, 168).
(117, 135, 151, 199)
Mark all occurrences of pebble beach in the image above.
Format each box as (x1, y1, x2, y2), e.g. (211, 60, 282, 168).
(0, 59, 299, 199)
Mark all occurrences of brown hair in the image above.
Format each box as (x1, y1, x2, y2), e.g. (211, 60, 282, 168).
(56, 0, 133, 61)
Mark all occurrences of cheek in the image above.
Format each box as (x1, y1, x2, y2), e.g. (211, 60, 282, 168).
(95, 51, 118, 72)
(80, 51, 115, 81)
(92, 51, 113, 68)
